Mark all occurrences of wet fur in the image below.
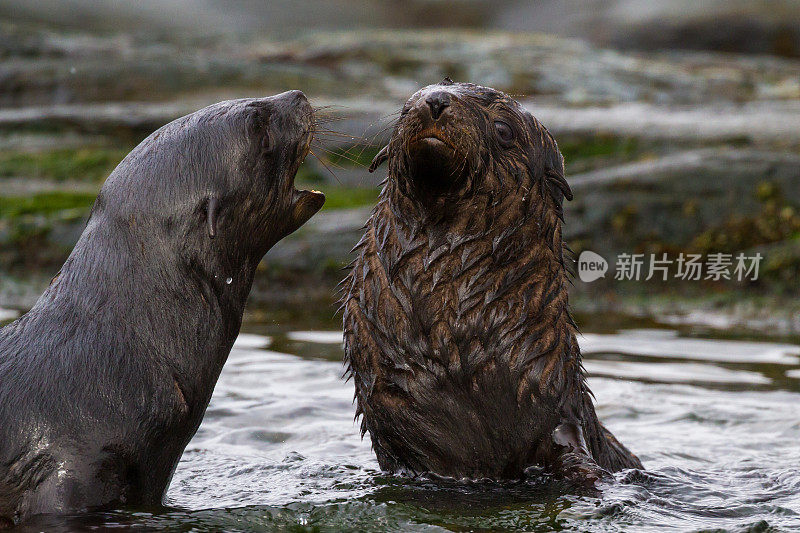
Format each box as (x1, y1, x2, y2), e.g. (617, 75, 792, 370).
(0, 93, 321, 526)
(342, 81, 641, 480)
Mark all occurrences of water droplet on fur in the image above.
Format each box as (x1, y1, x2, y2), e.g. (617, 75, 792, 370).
(226, 277, 233, 285)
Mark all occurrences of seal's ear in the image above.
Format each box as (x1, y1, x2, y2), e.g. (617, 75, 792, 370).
(545, 168, 573, 203)
(206, 196, 220, 239)
(368, 145, 390, 173)
(543, 168, 573, 221)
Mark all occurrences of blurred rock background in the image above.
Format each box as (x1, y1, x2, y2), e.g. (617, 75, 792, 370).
(1, 0, 799, 333)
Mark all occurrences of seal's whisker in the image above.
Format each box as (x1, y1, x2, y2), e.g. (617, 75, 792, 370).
(313, 110, 346, 117)
(311, 137, 377, 165)
(315, 114, 398, 173)
(314, 131, 366, 141)
(310, 113, 344, 123)
(344, 141, 383, 167)
(317, 147, 368, 168)
(353, 121, 398, 162)
(326, 131, 384, 161)
(313, 155, 347, 171)
(309, 148, 344, 185)
(313, 113, 347, 122)
(376, 110, 402, 121)
(314, 128, 357, 134)
(313, 136, 363, 145)
(367, 117, 399, 137)
(358, 115, 399, 142)
(313, 104, 349, 111)
(309, 145, 346, 171)
(313, 118, 347, 126)
(335, 132, 387, 147)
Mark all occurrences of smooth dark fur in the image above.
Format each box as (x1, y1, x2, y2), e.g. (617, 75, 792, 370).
(0, 91, 324, 526)
(342, 81, 641, 482)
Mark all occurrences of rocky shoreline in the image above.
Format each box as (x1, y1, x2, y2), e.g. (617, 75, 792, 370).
(1, 23, 798, 335)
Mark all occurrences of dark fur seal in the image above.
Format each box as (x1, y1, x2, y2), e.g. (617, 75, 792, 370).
(342, 80, 642, 483)
(0, 91, 324, 527)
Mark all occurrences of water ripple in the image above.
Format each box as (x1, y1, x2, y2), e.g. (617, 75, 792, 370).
(22, 326, 798, 532)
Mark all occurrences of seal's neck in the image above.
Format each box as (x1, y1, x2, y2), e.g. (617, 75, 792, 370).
(386, 167, 568, 271)
(41, 216, 257, 410)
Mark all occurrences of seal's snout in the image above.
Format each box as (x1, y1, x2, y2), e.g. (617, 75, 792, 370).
(274, 89, 309, 106)
(425, 91, 451, 120)
(399, 88, 467, 192)
(271, 90, 313, 130)
(241, 90, 322, 236)
(264, 89, 313, 165)
(272, 90, 323, 232)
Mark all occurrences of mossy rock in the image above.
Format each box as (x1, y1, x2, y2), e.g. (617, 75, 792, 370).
(0, 147, 128, 182)
(0, 191, 96, 219)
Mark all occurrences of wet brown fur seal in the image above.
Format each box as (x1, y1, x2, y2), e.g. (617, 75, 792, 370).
(341, 79, 642, 483)
(0, 91, 324, 527)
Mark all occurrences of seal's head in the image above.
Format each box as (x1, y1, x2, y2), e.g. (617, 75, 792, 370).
(93, 90, 325, 265)
(371, 79, 571, 220)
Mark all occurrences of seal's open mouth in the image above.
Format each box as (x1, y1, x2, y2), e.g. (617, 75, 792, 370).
(287, 134, 325, 233)
(292, 187, 325, 216)
(405, 127, 465, 191)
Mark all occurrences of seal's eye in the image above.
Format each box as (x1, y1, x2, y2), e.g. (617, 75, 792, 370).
(494, 121, 514, 146)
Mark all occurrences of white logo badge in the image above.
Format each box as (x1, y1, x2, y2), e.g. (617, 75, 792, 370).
(578, 250, 608, 282)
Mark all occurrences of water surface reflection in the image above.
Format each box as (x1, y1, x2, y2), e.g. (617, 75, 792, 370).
(11, 313, 800, 532)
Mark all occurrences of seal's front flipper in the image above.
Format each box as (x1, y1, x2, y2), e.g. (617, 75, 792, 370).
(552, 421, 612, 486)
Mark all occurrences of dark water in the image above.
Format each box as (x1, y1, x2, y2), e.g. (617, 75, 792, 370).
(6, 307, 800, 532)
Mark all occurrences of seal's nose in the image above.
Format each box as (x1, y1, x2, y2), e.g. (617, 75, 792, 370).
(275, 89, 308, 107)
(270, 90, 312, 127)
(425, 91, 451, 120)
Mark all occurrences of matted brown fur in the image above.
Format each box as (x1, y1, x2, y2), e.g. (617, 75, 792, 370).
(341, 80, 641, 481)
